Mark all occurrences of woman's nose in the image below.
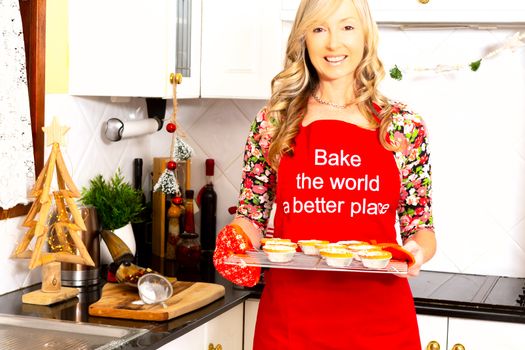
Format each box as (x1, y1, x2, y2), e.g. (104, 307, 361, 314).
(327, 31, 341, 49)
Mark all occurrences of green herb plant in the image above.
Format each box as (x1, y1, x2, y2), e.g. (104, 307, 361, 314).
(81, 169, 145, 231)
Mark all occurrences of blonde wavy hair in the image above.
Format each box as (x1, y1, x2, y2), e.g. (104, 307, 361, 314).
(267, 0, 396, 169)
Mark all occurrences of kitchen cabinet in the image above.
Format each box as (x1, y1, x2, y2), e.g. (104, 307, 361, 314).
(447, 317, 525, 350)
(200, 0, 283, 99)
(159, 303, 243, 349)
(281, 0, 525, 23)
(417, 315, 448, 350)
(418, 315, 525, 350)
(68, 0, 201, 98)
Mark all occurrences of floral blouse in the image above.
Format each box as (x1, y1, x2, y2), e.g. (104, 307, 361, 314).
(236, 103, 434, 241)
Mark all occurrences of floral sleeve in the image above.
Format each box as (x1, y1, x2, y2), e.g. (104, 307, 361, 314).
(236, 108, 277, 230)
(390, 103, 434, 241)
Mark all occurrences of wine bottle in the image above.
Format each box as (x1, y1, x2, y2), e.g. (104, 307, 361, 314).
(200, 159, 217, 252)
(132, 158, 149, 265)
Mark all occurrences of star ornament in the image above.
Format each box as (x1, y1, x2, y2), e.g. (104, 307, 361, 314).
(42, 116, 70, 146)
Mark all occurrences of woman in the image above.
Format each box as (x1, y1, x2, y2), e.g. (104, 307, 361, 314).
(214, 0, 436, 348)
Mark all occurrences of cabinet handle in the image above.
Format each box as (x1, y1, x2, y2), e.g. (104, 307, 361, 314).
(208, 344, 222, 350)
(426, 340, 440, 350)
(418, 0, 430, 4)
(451, 344, 465, 350)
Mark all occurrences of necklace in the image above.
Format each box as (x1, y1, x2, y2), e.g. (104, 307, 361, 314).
(312, 92, 353, 109)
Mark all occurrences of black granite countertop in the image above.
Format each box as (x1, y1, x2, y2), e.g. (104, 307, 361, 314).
(0, 273, 251, 350)
(410, 270, 525, 323)
(1, 262, 524, 349)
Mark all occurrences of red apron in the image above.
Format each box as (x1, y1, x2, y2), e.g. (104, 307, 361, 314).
(253, 120, 420, 349)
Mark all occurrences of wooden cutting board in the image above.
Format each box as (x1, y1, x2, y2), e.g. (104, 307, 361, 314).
(88, 280, 225, 321)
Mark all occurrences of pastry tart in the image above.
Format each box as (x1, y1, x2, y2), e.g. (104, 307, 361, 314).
(336, 240, 368, 247)
(263, 240, 298, 249)
(377, 243, 416, 267)
(345, 244, 381, 261)
(260, 237, 291, 246)
(360, 250, 392, 269)
(315, 242, 346, 252)
(262, 244, 296, 263)
(319, 247, 354, 267)
(298, 239, 330, 255)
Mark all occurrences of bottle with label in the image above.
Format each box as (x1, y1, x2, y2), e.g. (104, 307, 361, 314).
(200, 159, 217, 252)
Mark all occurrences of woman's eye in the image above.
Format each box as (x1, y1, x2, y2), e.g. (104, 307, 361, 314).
(344, 25, 354, 30)
(312, 27, 325, 33)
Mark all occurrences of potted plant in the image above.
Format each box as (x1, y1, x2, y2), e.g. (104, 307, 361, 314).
(81, 169, 145, 264)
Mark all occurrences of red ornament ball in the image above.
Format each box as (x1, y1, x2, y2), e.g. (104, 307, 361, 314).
(166, 161, 177, 170)
(166, 122, 177, 133)
(172, 196, 183, 205)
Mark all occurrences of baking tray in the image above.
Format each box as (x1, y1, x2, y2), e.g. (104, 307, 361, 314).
(225, 250, 407, 274)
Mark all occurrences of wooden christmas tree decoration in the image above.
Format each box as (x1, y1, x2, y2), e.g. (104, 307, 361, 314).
(12, 116, 95, 305)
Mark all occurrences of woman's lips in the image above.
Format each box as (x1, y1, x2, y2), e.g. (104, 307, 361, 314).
(324, 55, 347, 64)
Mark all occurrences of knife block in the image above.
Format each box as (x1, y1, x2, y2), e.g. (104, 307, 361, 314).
(152, 157, 190, 257)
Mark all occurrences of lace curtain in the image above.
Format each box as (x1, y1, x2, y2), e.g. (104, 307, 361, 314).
(0, 0, 35, 209)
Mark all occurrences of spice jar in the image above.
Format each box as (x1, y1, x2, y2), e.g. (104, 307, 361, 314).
(176, 232, 201, 269)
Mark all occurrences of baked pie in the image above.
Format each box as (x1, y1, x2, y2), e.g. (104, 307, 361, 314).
(298, 239, 330, 255)
(319, 247, 354, 267)
(360, 250, 392, 269)
(262, 244, 296, 263)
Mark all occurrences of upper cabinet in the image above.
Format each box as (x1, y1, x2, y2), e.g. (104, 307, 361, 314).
(281, 0, 525, 24)
(369, 0, 525, 24)
(68, 0, 201, 98)
(69, 1, 525, 100)
(200, 0, 283, 99)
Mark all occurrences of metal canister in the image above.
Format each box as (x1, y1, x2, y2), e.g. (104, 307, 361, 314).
(61, 206, 101, 286)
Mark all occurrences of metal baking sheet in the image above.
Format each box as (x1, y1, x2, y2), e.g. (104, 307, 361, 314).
(225, 250, 407, 274)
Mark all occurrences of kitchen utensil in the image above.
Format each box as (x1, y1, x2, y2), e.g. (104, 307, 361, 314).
(136, 273, 173, 308)
(88, 279, 225, 321)
(61, 206, 101, 287)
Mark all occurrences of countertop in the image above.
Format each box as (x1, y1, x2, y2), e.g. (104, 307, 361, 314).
(0, 273, 251, 349)
(1, 260, 524, 349)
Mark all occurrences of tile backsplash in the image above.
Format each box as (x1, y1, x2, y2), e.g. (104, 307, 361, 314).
(2, 27, 525, 295)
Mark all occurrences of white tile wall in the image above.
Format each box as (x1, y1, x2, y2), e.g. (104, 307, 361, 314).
(2, 27, 525, 295)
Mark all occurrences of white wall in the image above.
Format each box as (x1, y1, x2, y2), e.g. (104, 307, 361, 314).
(2, 27, 525, 295)
(378, 27, 525, 276)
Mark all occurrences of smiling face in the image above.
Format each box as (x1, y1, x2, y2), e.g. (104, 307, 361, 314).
(304, 0, 365, 84)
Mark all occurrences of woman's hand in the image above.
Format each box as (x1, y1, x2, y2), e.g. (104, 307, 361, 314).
(213, 224, 261, 287)
(398, 229, 436, 278)
(401, 239, 425, 277)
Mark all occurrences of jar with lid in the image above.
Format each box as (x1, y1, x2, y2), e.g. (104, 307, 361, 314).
(176, 232, 201, 269)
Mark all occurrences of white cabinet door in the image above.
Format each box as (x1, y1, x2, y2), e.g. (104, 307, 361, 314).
(417, 315, 448, 350)
(158, 323, 206, 349)
(206, 303, 244, 350)
(159, 303, 243, 349)
(243, 299, 260, 350)
(370, 0, 525, 23)
(448, 318, 525, 350)
(281, 0, 525, 23)
(200, 0, 283, 99)
(69, 0, 200, 98)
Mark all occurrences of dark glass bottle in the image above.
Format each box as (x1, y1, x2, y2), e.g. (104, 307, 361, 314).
(131, 158, 147, 264)
(200, 159, 217, 252)
(177, 190, 201, 269)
